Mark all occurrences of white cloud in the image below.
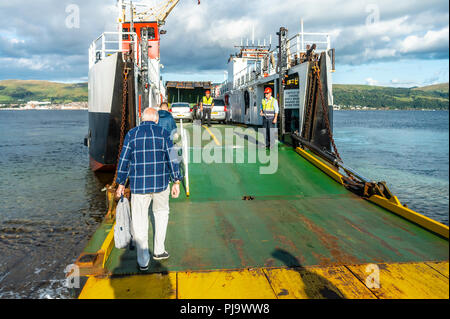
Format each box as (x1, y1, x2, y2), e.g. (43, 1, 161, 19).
(388, 78, 420, 87)
(365, 77, 379, 85)
(0, 0, 448, 81)
(399, 26, 449, 53)
(16, 58, 48, 71)
(363, 48, 397, 59)
(10, 38, 25, 44)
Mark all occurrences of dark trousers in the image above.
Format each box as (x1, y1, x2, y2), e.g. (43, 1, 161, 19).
(202, 108, 212, 126)
(262, 117, 277, 147)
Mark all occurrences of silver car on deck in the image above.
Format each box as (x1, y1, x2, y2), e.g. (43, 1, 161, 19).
(199, 98, 227, 124)
(170, 102, 193, 122)
(210, 99, 227, 123)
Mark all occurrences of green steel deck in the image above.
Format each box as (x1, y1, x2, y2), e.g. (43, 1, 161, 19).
(88, 123, 448, 275)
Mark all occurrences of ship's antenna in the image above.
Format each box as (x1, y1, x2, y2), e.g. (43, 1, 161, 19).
(252, 25, 255, 45)
(300, 18, 304, 51)
(129, 1, 134, 41)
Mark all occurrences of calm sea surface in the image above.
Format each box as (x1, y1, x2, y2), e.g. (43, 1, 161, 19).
(333, 110, 449, 226)
(0, 109, 448, 298)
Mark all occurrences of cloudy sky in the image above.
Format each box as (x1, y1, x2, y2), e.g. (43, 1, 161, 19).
(0, 0, 448, 87)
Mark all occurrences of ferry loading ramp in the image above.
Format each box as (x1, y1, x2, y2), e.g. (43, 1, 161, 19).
(76, 124, 449, 299)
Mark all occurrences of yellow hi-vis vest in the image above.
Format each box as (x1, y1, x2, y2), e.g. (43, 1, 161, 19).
(262, 97, 276, 118)
(202, 96, 213, 108)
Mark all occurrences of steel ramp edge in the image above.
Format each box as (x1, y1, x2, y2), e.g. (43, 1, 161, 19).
(294, 146, 449, 239)
(78, 261, 449, 299)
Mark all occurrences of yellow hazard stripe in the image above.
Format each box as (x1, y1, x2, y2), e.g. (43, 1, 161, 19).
(78, 261, 449, 299)
(295, 146, 449, 239)
(99, 223, 116, 268)
(367, 195, 449, 239)
(295, 147, 344, 184)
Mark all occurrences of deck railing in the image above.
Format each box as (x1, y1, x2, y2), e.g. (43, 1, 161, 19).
(219, 31, 331, 92)
(89, 32, 138, 69)
(180, 119, 190, 197)
(286, 32, 330, 64)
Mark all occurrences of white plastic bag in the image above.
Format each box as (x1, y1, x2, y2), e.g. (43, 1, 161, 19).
(114, 196, 132, 249)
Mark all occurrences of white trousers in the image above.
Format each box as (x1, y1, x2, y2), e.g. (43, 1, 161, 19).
(130, 186, 170, 267)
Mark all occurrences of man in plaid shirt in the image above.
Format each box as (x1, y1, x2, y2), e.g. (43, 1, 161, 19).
(116, 108, 182, 271)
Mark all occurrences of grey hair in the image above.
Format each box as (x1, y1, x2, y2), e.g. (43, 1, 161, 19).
(142, 108, 159, 122)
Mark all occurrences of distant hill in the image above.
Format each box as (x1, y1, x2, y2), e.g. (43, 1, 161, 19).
(0, 79, 448, 110)
(412, 83, 449, 93)
(0, 80, 87, 105)
(333, 83, 449, 110)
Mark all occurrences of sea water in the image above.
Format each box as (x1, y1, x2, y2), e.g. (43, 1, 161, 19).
(0, 109, 448, 298)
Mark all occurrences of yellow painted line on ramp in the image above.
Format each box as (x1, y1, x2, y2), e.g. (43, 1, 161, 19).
(202, 125, 221, 146)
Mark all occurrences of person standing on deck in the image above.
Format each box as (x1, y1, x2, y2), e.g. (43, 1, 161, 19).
(305, 43, 317, 61)
(259, 87, 279, 149)
(116, 108, 182, 271)
(157, 102, 178, 142)
(200, 90, 214, 127)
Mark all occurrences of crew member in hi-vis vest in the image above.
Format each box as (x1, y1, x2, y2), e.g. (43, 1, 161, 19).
(200, 90, 214, 127)
(259, 87, 279, 149)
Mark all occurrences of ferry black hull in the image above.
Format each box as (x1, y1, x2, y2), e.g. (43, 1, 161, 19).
(86, 52, 136, 172)
(88, 112, 120, 171)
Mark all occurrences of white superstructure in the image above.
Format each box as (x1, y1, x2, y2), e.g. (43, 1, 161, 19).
(217, 22, 335, 136)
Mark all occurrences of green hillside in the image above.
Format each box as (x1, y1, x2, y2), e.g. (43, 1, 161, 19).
(0, 80, 448, 110)
(0, 80, 87, 105)
(334, 83, 449, 110)
(412, 83, 449, 93)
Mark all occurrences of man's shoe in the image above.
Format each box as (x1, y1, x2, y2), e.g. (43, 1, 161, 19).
(153, 251, 170, 260)
(138, 263, 149, 271)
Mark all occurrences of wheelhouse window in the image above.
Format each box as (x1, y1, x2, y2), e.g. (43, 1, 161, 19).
(147, 27, 155, 40)
(122, 28, 129, 40)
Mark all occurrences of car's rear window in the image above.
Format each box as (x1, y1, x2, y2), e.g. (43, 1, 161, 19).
(214, 99, 225, 106)
(172, 103, 190, 108)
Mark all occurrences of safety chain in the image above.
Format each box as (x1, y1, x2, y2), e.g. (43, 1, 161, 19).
(312, 61, 343, 163)
(303, 70, 316, 140)
(309, 62, 396, 199)
(112, 65, 130, 186)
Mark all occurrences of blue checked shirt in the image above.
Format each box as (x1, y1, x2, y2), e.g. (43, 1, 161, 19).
(116, 121, 182, 194)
